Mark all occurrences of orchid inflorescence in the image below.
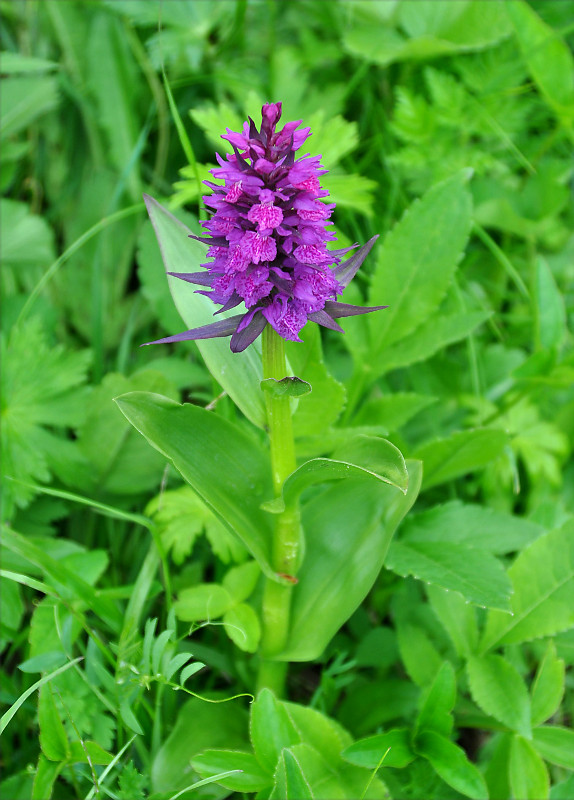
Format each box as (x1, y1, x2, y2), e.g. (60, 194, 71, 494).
(147, 102, 385, 352)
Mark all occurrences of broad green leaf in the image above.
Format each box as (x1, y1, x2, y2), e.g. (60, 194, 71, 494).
(222, 561, 261, 605)
(143, 195, 266, 428)
(507, 0, 574, 118)
(396, 621, 442, 687)
(531, 641, 565, 726)
(192, 750, 271, 792)
(115, 392, 276, 577)
(223, 603, 261, 653)
(534, 256, 566, 351)
(415, 730, 488, 800)
(342, 728, 414, 769)
(416, 661, 456, 738)
(174, 584, 232, 622)
(368, 171, 473, 354)
(466, 655, 531, 738)
(119, 700, 143, 736)
(427, 584, 478, 658)
(0, 52, 59, 74)
(39, 685, 68, 762)
(283, 702, 352, 767)
(262, 436, 408, 514)
(271, 747, 314, 800)
(414, 428, 508, 489)
(286, 325, 346, 437)
(481, 521, 574, 651)
(279, 461, 422, 661)
(374, 311, 491, 376)
(31, 755, 61, 800)
(509, 735, 550, 800)
(532, 726, 574, 770)
(551, 774, 574, 800)
(0, 75, 59, 139)
(386, 540, 512, 610)
(19, 652, 67, 674)
(152, 699, 248, 797)
(352, 392, 437, 432)
(251, 689, 300, 773)
(0, 199, 55, 271)
(401, 500, 544, 555)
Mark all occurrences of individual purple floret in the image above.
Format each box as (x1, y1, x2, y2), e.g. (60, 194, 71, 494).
(145, 102, 386, 352)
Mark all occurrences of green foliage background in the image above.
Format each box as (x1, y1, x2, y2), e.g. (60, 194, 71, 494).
(1, 1, 573, 799)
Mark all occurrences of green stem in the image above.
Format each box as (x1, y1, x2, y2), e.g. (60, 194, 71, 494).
(257, 327, 301, 696)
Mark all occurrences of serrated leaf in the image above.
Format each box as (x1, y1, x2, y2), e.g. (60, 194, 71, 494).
(386, 540, 512, 610)
(261, 377, 312, 399)
(415, 730, 488, 800)
(416, 661, 456, 737)
(531, 641, 565, 726)
(115, 392, 276, 577)
(466, 655, 531, 738)
(414, 428, 508, 489)
(427, 584, 479, 658)
(482, 521, 574, 650)
(396, 621, 442, 687)
(509, 735, 549, 800)
(401, 500, 544, 555)
(67, 741, 113, 765)
(368, 171, 473, 354)
(532, 726, 574, 770)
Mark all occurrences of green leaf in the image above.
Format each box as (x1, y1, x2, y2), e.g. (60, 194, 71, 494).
(19, 652, 67, 674)
(396, 621, 443, 687)
(283, 702, 352, 767)
(481, 521, 574, 651)
(115, 391, 276, 577)
(222, 561, 261, 605)
(368, 171, 473, 355)
(507, 0, 574, 117)
(31, 755, 61, 800)
(261, 377, 312, 399)
(280, 461, 422, 661)
(119, 699, 144, 736)
(272, 748, 314, 800)
(386, 540, 512, 610)
(251, 690, 300, 773)
(67, 741, 113, 765)
(143, 195, 266, 428)
(532, 726, 574, 770)
(401, 500, 544, 555)
(39, 685, 68, 762)
(262, 435, 408, 514)
(416, 661, 456, 738)
(415, 730, 488, 800)
(352, 393, 437, 432)
(534, 256, 566, 351)
(0, 75, 59, 139)
(0, 199, 56, 271)
(414, 428, 508, 489)
(174, 584, 232, 622)
(223, 603, 261, 653)
(151, 699, 248, 797)
(466, 655, 531, 738)
(427, 584, 479, 658)
(374, 311, 491, 375)
(509, 735, 550, 800)
(531, 641, 565, 726)
(192, 750, 271, 792)
(286, 322, 346, 437)
(342, 728, 414, 769)
(0, 52, 59, 74)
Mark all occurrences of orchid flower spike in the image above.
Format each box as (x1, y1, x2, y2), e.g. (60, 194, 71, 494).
(145, 102, 386, 352)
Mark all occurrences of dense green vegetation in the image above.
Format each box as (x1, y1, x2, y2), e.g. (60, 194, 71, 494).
(1, 1, 573, 799)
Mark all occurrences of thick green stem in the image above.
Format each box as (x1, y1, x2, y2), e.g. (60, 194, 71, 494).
(257, 326, 301, 696)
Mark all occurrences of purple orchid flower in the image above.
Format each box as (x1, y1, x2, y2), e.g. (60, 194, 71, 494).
(145, 102, 386, 353)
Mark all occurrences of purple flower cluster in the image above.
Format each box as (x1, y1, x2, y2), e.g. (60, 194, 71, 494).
(146, 102, 385, 352)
